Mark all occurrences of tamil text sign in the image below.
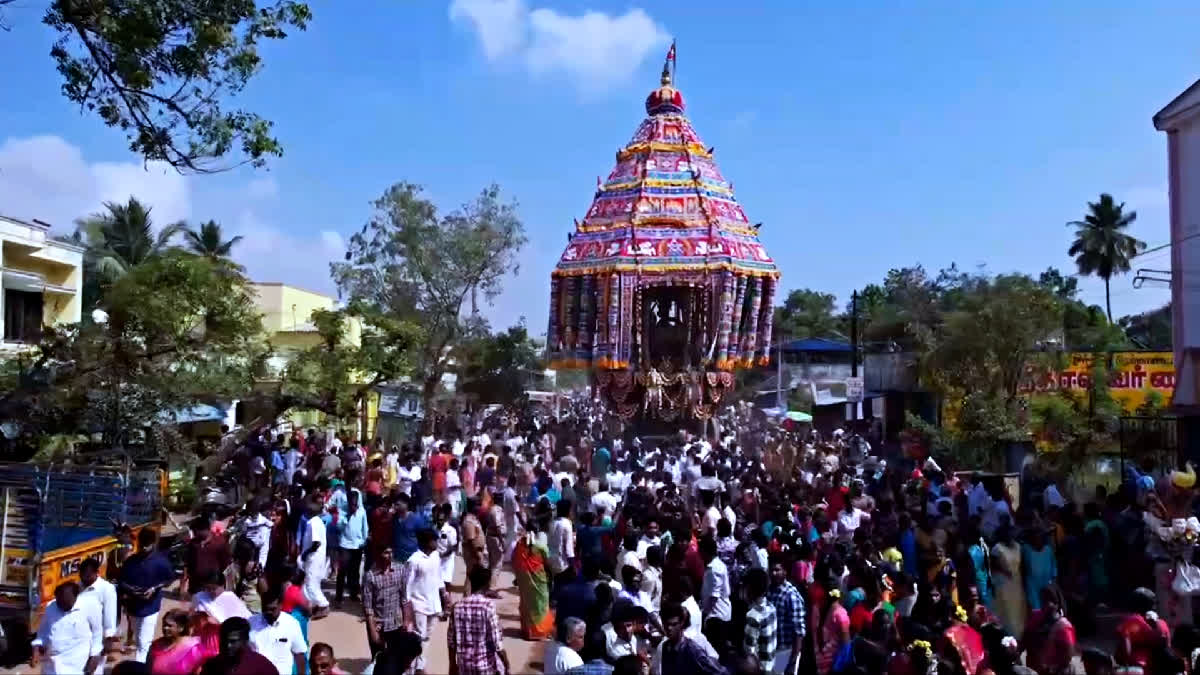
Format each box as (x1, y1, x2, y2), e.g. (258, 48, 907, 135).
(1020, 351, 1175, 412)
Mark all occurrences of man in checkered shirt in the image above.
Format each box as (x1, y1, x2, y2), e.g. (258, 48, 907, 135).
(362, 547, 407, 657)
(448, 566, 511, 675)
(742, 568, 778, 667)
(767, 557, 806, 675)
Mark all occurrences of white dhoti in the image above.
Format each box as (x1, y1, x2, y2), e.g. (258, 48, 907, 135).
(303, 556, 329, 608)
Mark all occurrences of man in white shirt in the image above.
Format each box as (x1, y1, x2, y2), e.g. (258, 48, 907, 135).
(79, 558, 118, 658)
(698, 536, 732, 646)
(299, 499, 330, 618)
(284, 442, 303, 485)
(602, 604, 647, 662)
(981, 494, 1011, 539)
(700, 491, 721, 537)
(397, 458, 421, 496)
(835, 503, 867, 543)
(967, 473, 990, 517)
(472, 432, 491, 449)
(31, 582, 103, 674)
(591, 480, 619, 516)
(548, 500, 575, 577)
(544, 617, 586, 675)
(249, 592, 307, 675)
(636, 519, 662, 562)
(677, 580, 705, 642)
(405, 529, 443, 675)
(244, 500, 274, 568)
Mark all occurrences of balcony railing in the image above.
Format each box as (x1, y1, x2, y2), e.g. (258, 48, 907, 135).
(1, 267, 75, 295)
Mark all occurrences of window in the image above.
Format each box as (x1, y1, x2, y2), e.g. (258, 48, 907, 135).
(4, 289, 43, 343)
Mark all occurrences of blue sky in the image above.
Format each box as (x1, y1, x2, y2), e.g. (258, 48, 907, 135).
(1, 1, 1197, 334)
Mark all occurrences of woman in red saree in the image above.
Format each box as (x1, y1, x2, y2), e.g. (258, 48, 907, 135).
(1022, 585, 1076, 675)
(941, 604, 986, 675)
(1115, 587, 1174, 675)
(512, 528, 555, 640)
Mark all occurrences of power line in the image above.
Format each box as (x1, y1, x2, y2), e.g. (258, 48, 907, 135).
(1132, 230, 1200, 260)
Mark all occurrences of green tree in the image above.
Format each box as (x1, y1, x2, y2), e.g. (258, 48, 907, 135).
(332, 182, 527, 431)
(773, 288, 841, 341)
(1038, 267, 1080, 300)
(919, 273, 1063, 465)
(1120, 304, 1172, 350)
(75, 197, 184, 283)
(459, 322, 543, 405)
(182, 220, 245, 274)
(42, 0, 312, 173)
(0, 253, 265, 450)
(853, 266, 941, 348)
(268, 306, 419, 422)
(183, 220, 243, 260)
(1038, 266, 1127, 350)
(1068, 193, 1147, 322)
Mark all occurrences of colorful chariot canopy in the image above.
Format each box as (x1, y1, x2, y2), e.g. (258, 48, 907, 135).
(550, 47, 779, 281)
(547, 44, 779, 377)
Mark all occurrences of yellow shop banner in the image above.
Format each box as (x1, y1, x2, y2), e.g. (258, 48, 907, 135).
(1020, 351, 1175, 412)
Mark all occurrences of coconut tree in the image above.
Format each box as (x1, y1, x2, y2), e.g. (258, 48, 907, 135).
(182, 220, 244, 270)
(1068, 193, 1147, 322)
(75, 197, 184, 282)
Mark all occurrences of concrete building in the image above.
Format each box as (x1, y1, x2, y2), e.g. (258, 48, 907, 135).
(249, 282, 361, 378)
(1155, 82, 1200, 410)
(1155, 79, 1200, 459)
(230, 282, 376, 439)
(0, 215, 84, 351)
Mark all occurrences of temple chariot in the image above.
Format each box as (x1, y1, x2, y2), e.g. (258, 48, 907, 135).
(547, 46, 780, 422)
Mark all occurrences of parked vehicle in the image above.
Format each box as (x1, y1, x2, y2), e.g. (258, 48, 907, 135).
(0, 463, 164, 662)
(195, 462, 242, 513)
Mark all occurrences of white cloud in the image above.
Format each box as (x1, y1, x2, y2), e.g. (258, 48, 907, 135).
(231, 212, 344, 296)
(0, 134, 344, 296)
(319, 230, 345, 253)
(450, 0, 669, 93)
(0, 134, 190, 231)
(449, 0, 526, 60)
(246, 176, 279, 201)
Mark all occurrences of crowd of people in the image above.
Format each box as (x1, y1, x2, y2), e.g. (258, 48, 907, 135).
(27, 397, 1200, 675)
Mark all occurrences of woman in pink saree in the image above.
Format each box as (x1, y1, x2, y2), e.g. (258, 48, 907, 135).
(147, 609, 208, 675)
(942, 604, 986, 675)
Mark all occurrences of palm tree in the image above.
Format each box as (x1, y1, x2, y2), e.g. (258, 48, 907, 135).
(1068, 193, 1147, 322)
(75, 197, 184, 282)
(182, 220, 244, 269)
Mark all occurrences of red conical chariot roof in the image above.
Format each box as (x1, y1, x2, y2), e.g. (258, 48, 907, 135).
(551, 61, 779, 280)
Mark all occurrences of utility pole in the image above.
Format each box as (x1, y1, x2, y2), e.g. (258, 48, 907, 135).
(850, 289, 859, 422)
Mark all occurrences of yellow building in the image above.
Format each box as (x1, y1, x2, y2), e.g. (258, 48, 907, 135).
(243, 282, 376, 440)
(0, 215, 84, 351)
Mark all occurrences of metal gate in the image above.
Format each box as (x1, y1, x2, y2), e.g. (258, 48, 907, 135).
(1119, 415, 1181, 476)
